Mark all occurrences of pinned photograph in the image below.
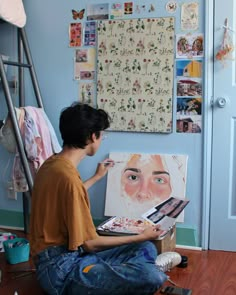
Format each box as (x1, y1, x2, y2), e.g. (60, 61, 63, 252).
(177, 77, 202, 97)
(176, 115, 201, 133)
(80, 71, 95, 80)
(110, 3, 123, 19)
(177, 97, 202, 115)
(87, 3, 109, 20)
(176, 60, 202, 78)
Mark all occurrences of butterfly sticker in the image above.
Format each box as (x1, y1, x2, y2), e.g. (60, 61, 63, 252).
(72, 9, 85, 20)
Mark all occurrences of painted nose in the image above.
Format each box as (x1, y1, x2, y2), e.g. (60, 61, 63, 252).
(136, 181, 152, 201)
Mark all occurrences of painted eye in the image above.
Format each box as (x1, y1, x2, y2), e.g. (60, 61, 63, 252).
(127, 174, 139, 181)
(154, 177, 165, 184)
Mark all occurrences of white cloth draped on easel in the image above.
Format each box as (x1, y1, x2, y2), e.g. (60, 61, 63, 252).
(0, 107, 62, 192)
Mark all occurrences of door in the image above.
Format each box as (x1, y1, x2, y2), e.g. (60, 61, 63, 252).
(210, 0, 236, 250)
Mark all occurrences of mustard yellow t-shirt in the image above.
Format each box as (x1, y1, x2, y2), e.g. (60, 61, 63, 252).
(30, 155, 98, 257)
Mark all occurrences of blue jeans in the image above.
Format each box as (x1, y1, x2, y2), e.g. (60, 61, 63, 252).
(35, 241, 167, 295)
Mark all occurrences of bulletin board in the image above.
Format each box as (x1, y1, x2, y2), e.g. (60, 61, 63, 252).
(97, 17, 175, 133)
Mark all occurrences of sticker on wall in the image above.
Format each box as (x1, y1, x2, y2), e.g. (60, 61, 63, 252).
(72, 9, 85, 20)
(84, 21, 97, 46)
(124, 2, 133, 15)
(136, 4, 146, 14)
(181, 2, 199, 31)
(104, 152, 188, 220)
(69, 23, 82, 47)
(148, 4, 155, 13)
(79, 82, 95, 106)
(110, 3, 123, 19)
(87, 3, 109, 20)
(74, 47, 96, 80)
(166, 1, 177, 13)
(176, 33, 204, 58)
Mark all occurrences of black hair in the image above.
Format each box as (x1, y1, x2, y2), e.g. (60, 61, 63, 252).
(59, 102, 110, 149)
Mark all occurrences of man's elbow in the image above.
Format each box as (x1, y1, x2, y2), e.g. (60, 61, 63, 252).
(83, 240, 97, 253)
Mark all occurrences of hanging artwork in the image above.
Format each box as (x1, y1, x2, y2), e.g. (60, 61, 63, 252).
(181, 2, 199, 31)
(124, 2, 133, 15)
(84, 21, 97, 46)
(176, 114, 202, 133)
(110, 3, 123, 19)
(97, 18, 175, 133)
(69, 23, 82, 47)
(78, 82, 95, 107)
(104, 152, 188, 220)
(87, 3, 109, 21)
(215, 19, 234, 66)
(74, 47, 96, 80)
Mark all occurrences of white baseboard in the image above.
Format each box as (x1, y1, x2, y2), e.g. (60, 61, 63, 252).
(176, 244, 202, 251)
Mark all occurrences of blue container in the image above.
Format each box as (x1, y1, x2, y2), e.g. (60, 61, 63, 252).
(3, 237, 30, 264)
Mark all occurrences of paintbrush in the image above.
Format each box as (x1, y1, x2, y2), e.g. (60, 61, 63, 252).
(99, 161, 125, 165)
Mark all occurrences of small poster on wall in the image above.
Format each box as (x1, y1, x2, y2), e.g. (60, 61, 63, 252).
(87, 3, 109, 20)
(74, 47, 96, 80)
(110, 3, 123, 19)
(78, 82, 95, 107)
(84, 21, 97, 46)
(181, 2, 199, 31)
(69, 23, 82, 47)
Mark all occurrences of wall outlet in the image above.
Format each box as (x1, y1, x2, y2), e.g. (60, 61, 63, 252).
(6, 181, 17, 200)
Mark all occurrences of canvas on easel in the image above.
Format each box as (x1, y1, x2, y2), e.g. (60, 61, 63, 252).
(104, 152, 188, 221)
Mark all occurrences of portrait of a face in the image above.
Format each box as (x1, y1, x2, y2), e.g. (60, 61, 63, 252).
(105, 152, 188, 219)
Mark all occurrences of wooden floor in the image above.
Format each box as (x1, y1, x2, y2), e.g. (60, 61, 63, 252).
(1, 229, 236, 295)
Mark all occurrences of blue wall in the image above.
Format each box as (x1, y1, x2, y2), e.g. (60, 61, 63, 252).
(0, 0, 204, 246)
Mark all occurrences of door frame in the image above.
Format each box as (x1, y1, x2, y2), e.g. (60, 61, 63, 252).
(202, 0, 214, 250)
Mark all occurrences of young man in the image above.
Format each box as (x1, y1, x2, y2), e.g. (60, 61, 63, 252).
(30, 102, 168, 295)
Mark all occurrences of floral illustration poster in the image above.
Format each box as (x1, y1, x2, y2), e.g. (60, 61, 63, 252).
(78, 82, 95, 107)
(97, 18, 175, 133)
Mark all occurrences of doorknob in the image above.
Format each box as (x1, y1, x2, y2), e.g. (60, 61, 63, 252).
(216, 97, 227, 108)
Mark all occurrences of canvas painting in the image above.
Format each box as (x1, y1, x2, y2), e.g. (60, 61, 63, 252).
(105, 152, 188, 221)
